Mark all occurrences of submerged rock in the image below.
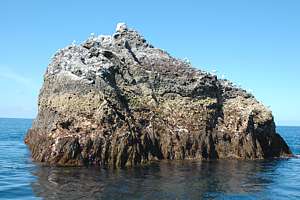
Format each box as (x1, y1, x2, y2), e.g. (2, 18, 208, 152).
(25, 23, 292, 167)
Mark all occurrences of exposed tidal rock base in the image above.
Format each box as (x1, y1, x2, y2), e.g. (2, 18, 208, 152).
(25, 23, 292, 167)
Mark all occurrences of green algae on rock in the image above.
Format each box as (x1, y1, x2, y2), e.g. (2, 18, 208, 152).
(25, 23, 292, 168)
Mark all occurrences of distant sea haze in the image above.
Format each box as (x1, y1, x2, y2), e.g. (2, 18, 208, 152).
(277, 120, 300, 127)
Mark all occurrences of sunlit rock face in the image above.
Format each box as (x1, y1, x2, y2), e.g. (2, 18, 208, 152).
(25, 23, 291, 168)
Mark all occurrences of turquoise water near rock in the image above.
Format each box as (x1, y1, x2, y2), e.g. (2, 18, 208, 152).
(0, 118, 299, 200)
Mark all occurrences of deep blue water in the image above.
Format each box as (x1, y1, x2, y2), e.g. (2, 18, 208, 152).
(0, 118, 300, 200)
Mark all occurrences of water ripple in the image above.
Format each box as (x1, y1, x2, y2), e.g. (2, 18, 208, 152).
(0, 118, 300, 199)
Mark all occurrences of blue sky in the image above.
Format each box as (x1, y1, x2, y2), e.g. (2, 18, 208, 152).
(0, 0, 299, 126)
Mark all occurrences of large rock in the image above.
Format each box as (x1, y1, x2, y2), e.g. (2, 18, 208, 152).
(25, 23, 292, 167)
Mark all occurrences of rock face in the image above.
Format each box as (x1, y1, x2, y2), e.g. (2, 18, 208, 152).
(25, 23, 292, 167)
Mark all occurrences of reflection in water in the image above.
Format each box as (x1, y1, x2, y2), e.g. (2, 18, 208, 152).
(30, 159, 290, 200)
(1, 119, 296, 200)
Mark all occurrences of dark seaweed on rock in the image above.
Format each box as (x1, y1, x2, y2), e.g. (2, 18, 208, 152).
(25, 23, 292, 168)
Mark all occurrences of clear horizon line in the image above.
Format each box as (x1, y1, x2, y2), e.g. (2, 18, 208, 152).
(0, 117, 299, 127)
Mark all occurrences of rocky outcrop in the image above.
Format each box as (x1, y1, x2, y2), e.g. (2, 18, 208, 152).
(25, 23, 292, 168)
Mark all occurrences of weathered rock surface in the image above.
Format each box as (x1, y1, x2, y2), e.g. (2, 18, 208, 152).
(25, 23, 292, 167)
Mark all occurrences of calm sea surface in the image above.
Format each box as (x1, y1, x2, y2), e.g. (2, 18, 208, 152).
(0, 118, 299, 200)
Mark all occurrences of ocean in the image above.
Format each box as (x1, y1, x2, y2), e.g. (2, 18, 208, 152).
(0, 118, 299, 200)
